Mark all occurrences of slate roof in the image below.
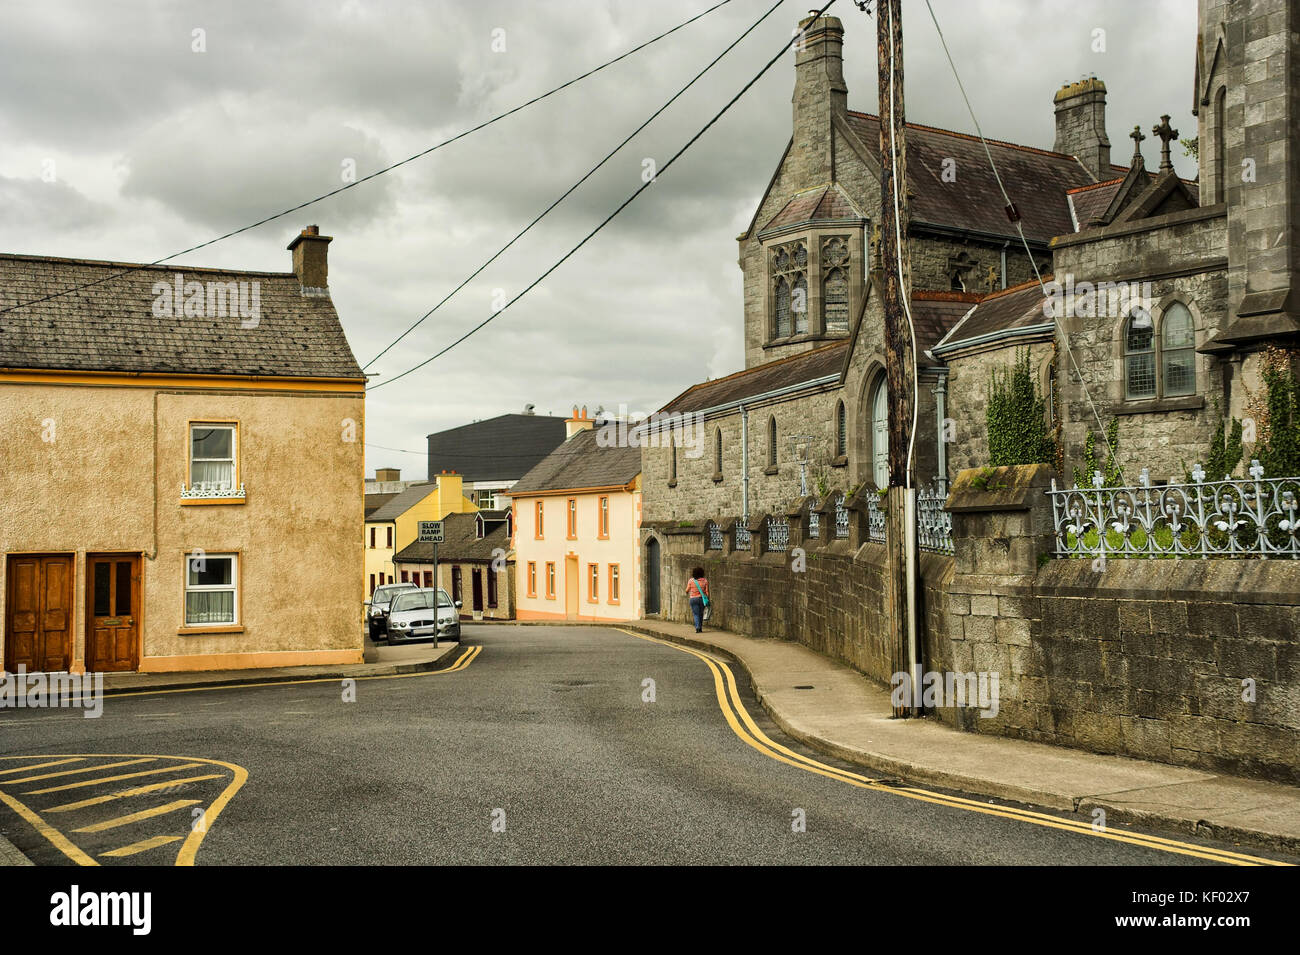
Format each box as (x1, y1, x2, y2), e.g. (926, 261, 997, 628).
(510, 428, 641, 495)
(845, 112, 1098, 244)
(910, 292, 983, 357)
(365, 492, 399, 518)
(426, 413, 568, 482)
(366, 483, 439, 523)
(761, 183, 865, 233)
(931, 279, 1053, 354)
(0, 253, 364, 379)
(659, 342, 849, 414)
(394, 511, 510, 563)
(1066, 178, 1125, 229)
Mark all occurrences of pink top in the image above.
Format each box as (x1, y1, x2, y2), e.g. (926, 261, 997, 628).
(687, 577, 709, 598)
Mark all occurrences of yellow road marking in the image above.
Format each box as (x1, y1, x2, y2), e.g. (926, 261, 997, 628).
(3, 758, 154, 784)
(47, 774, 226, 812)
(96, 644, 481, 700)
(100, 835, 183, 858)
(177, 759, 247, 866)
(0, 788, 98, 866)
(0, 757, 85, 775)
(73, 799, 200, 833)
(25, 762, 206, 795)
(616, 628, 1291, 867)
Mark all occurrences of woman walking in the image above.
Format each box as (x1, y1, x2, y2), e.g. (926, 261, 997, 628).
(686, 567, 710, 633)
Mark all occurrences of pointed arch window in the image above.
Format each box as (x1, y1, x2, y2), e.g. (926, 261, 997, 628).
(835, 401, 847, 458)
(714, 427, 723, 477)
(1124, 309, 1157, 399)
(822, 236, 852, 334)
(768, 415, 778, 468)
(1161, 303, 1196, 396)
(770, 240, 807, 340)
(1124, 303, 1197, 400)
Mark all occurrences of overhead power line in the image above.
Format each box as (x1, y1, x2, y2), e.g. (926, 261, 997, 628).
(369, 0, 840, 393)
(0, 0, 734, 318)
(363, 0, 789, 371)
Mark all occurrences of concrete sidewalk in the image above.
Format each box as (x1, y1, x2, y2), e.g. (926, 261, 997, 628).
(623, 618, 1300, 854)
(95, 637, 464, 695)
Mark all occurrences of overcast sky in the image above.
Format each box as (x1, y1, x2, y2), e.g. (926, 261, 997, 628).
(0, 0, 1198, 478)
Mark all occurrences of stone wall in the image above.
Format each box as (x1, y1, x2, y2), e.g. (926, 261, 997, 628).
(647, 464, 1300, 784)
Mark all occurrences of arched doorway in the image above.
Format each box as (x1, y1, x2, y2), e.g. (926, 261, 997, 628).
(870, 376, 889, 488)
(645, 538, 661, 615)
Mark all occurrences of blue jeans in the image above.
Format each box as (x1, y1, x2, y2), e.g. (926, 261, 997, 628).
(689, 596, 704, 631)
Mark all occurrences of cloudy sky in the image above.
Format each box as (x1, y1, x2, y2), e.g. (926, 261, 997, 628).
(0, 0, 1198, 478)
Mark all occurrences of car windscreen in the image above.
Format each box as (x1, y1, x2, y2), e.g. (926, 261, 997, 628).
(374, 586, 414, 602)
(390, 591, 453, 612)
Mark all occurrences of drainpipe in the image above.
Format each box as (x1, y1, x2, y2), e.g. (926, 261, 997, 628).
(740, 404, 750, 524)
(933, 370, 949, 495)
(1000, 241, 1009, 289)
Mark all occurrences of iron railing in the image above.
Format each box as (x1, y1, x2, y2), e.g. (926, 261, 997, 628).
(917, 483, 953, 555)
(834, 494, 850, 539)
(767, 515, 790, 552)
(1049, 461, 1300, 560)
(706, 521, 723, 551)
(866, 492, 886, 544)
(808, 508, 820, 540)
(734, 519, 751, 552)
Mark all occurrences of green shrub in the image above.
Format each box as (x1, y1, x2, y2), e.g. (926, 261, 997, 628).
(987, 349, 1054, 466)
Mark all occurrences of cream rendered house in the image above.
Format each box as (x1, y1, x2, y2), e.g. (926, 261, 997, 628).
(0, 226, 367, 673)
(512, 409, 642, 623)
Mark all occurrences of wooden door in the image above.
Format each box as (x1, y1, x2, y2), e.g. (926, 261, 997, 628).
(644, 539, 660, 615)
(471, 569, 484, 612)
(87, 555, 140, 672)
(564, 556, 579, 620)
(4, 555, 74, 672)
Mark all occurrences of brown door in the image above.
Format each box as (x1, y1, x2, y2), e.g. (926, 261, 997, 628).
(87, 555, 140, 672)
(4, 554, 74, 672)
(471, 569, 483, 612)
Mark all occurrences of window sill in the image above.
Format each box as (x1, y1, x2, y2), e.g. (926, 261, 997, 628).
(667, 479, 677, 489)
(1112, 394, 1204, 416)
(764, 465, 779, 476)
(831, 455, 848, 468)
(180, 497, 246, 506)
(712, 473, 724, 484)
(179, 625, 244, 635)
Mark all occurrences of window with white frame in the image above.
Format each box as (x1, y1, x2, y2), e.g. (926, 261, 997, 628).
(1123, 303, 1196, 400)
(189, 423, 237, 493)
(477, 488, 497, 510)
(185, 553, 237, 626)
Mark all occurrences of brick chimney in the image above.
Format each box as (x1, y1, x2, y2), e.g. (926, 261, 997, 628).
(1053, 78, 1111, 181)
(566, 405, 594, 440)
(287, 225, 332, 292)
(792, 14, 848, 184)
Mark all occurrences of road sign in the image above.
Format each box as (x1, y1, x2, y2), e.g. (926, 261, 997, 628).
(418, 521, 444, 543)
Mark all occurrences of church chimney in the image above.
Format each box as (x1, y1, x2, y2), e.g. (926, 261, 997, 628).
(792, 13, 848, 184)
(1053, 77, 1111, 181)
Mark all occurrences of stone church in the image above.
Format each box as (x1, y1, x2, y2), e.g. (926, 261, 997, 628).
(640, 0, 1299, 557)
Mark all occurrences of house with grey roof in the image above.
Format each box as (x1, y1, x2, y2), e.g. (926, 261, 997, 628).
(425, 411, 568, 510)
(0, 225, 367, 674)
(394, 510, 515, 620)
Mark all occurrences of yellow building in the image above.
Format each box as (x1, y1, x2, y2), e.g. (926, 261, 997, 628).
(511, 409, 642, 622)
(0, 226, 367, 673)
(363, 471, 477, 597)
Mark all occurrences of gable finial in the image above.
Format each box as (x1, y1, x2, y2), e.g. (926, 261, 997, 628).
(1129, 125, 1146, 167)
(1152, 114, 1179, 174)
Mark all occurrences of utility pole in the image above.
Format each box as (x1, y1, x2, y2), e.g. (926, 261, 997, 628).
(874, 0, 920, 717)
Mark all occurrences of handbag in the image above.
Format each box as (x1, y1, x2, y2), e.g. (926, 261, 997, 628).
(691, 578, 712, 621)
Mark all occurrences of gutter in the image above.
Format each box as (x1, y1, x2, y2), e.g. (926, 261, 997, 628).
(639, 373, 842, 429)
(931, 321, 1055, 358)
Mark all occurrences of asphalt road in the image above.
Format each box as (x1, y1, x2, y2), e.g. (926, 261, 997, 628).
(1, 625, 1295, 866)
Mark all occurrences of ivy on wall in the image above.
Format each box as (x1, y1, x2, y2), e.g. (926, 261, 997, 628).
(1073, 417, 1124, 488)
(1257, 347, 1300, 478)
(986, 349, 1054, 467)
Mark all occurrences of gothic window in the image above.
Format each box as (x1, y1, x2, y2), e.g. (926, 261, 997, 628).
(1213, 87, 1226, 205)
(1124, 309, 1156, 399)
(771, 241, 807, 339)
(768, 415, 778, 468)
(822, 237, 851, 333)
(669, 435, 677, 485)
(870, 377, 889, 489)
(714, 427, 723, 476)
(1160, 303, 1196, 396)
(835, 400, 847, 458)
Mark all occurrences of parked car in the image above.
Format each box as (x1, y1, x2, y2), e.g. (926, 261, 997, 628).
(386, 588, 462, 644)
(366, 582, 419, 638)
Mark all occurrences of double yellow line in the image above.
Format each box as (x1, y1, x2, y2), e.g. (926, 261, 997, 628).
(618, 629, 1290, 867)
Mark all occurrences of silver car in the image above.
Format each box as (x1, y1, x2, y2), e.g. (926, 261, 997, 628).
(386, 588, 461, 643)
(366, 582, 419, 638)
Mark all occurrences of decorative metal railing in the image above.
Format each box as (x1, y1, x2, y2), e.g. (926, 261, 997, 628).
(734, 519, 751, 552)
(1049, 461, 1300, 560)
(767, 516, 790, 552)
(917, 483, 953, 555)
(808, 508, 820, 540)
(866, 491, 886, 544)
(706, 521, 723, 551)
(834, 494, 850, 539)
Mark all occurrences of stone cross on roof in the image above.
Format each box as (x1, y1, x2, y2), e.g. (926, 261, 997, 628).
(1152, 114, 1179, 174)
(1129, 125, 1146, 166)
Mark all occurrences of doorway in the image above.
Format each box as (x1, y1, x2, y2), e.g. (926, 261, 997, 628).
(645, 538, 661, 615)
(4, 554, 75, 672)
(86, 554, 141, 672)
(471, 568, 484, 613)
(564, 555, 579, 620)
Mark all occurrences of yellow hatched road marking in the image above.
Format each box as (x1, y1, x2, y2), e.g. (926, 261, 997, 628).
(47, 774, 227, 812)
(0, 789, 98, 866)
(73, 799, 200, 833)
(3, 758, 154, 784)
(25, 762, 206, 795)
(100, 835, 183, 858)
(0, 758, 85, 775)
(616, 628, 1292, 868)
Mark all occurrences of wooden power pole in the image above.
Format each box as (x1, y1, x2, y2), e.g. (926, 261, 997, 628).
(875, 0, 919, 717)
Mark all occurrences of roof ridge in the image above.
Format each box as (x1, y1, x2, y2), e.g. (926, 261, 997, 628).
(1067, 177, 1126, 194)
(0, 251, 293, 278)
(976, 274, 1053, 303)
(913, 290, 983, 303)
(673, 341, 850, 397)
(846, 110, 1078, 161)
